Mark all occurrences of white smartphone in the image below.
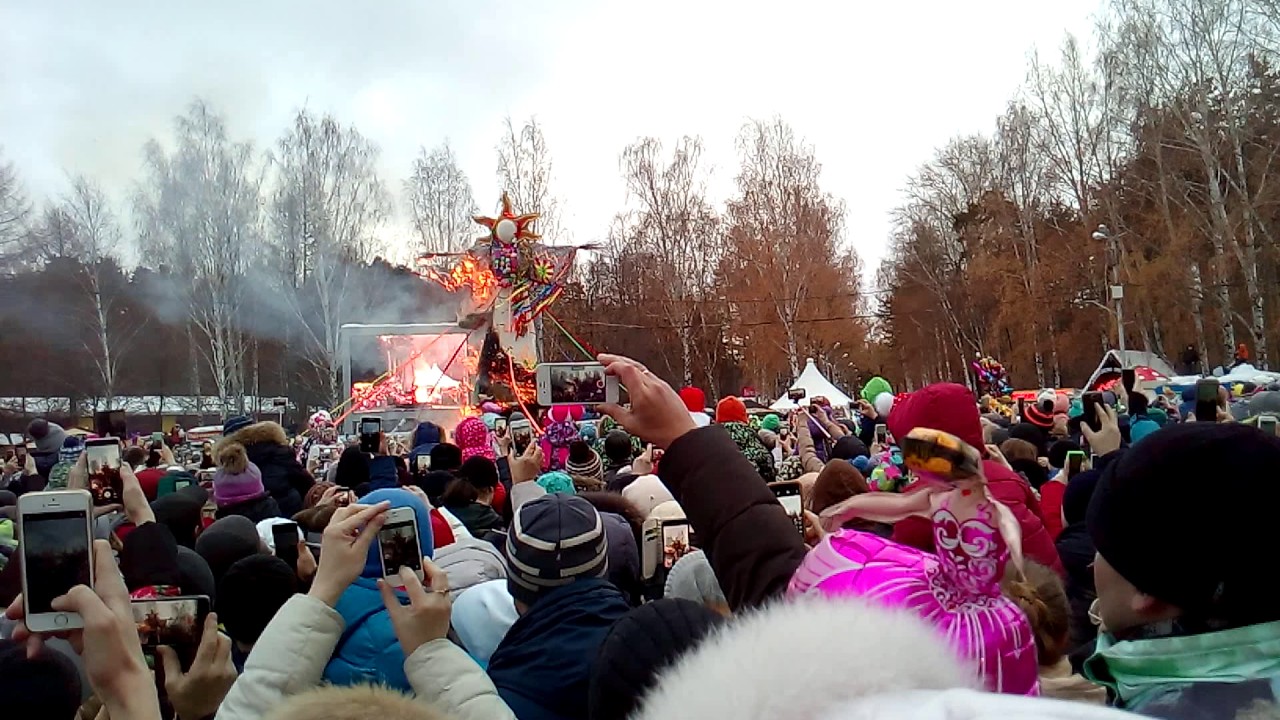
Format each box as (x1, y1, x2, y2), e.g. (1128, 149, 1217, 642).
(19, 490, 94, 632)
(378, 506, 423, 583)
(536, 362, 620, 406)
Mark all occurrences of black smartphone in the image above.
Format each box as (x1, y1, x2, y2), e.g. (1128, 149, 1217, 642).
(1195, 378, 1220, 422)
(359, 417, 381, 454)
(1121, 368, 1137, 393)
(787, 387, 806, 401)
(1081, 392, 1104, 433)
(1017, 398, 1026, 422)
(1066, 450, 1085, 477)
(272, 522, 299, 569)
(131, 595, 210, 671)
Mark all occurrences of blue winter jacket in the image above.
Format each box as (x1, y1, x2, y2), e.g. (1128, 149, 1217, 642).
(322, 488, 434, 690)
(487, 579, 630, 720)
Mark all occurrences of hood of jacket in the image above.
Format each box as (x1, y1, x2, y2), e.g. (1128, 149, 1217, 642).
(357, 488, 433, 578)
(411, 422, 441, 452)
(220, 420, 289, 449)
(324, 579, 411, 691)
(887, 383, 983, 451)
(433, 536, 507, 598)
(488, 578, 629, 720)
(1084, 619, 1280, 716)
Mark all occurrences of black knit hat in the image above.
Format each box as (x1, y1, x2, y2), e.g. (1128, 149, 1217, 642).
(603, 430, 633, 463)
(0, 639, 83, 720)
(506, 493, 608, 607)
(565, 440, 603, 481)
(459, 456, 500, 489)
(588, 599, 723, 720)
(1088, 422, 1280, 626)
(217, 554, 297, 645)
(194, 515, 263, 582)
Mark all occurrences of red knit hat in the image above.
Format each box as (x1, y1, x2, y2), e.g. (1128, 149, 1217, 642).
(679, 387, 706, 413)
(715, 396, 749, 424)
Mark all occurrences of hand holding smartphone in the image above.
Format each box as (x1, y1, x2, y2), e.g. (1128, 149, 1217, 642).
(536, 362, 620, 405)
(18, 490, 95, 631)
(131, 595, 210, 670)
(769, 481, 805, 535)
(378, 507, 423, 584)
(85, 438, 123, 506)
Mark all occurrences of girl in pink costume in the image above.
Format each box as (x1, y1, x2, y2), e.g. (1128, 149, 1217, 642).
(790, 427, 1039, 696)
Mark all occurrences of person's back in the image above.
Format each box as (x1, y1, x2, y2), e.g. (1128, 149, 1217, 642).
(221, 417, 313, 516)
(488, 493, 628, 720)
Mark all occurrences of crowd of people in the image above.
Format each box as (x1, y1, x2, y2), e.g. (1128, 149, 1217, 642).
(0, 352, 1278, 720)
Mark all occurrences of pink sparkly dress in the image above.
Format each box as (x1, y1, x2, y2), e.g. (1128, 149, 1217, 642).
(790, 493, 1039, 695)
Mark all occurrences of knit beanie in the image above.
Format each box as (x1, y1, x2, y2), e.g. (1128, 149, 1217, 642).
(678, 387, 706, 414)
(0, 639, 83, 720)
(830, 435, 869, 461)
(621, 474, 674, 518)
(217, 554, 297, 645)
(536, 471, 576, 495)
(506, 493, 608, 607)
(59, 436, 84, 464)
(27, 419, 67, 455)
(715, 396, 749, 424)
(429, 442, 463, 472)
(860, 376, 893, 404)
(212, 442, 265, 508)
(603, 430, 634, 463)
(455, 417, 495, 461)
(458, 456, 500, 489)
(1046, 440, 1081, 470)
(663, 549, 727, 610)
(588, 599, 724, 720)
(194, 515, 263, 582)
(222, 415, 253, 437)
(1129, 417, 1161, 445)
(1088, 422, 1280, 626)
(565, 440, 603, 489)
(760, 414, 782, 432)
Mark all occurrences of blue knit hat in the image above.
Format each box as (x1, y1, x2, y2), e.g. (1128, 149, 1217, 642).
(535, 471, 576, 495)
(223, 415, 253, 436)
(59, 436, 85, 464)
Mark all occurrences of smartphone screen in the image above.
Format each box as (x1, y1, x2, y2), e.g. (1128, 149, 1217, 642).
(1066, 451, 1084, 476)
(1082, 392, 1104, 432)
(660, 521, 692, 569)
(770, 481, 804, 534)
(379, 511, 422, 579)
(542, 363, 614, 404)
(359, 418, 381, 454)
(1260, 416, 1278, 437)
(22, 510, 92, 615)
(132, 596, 210, 670)
(874, 424, 888, 445)
(86, 440, 122, 506)
(415, 455, 430, 472)
(272, 522, 299, 568)
(1195, 379, 1220, 422)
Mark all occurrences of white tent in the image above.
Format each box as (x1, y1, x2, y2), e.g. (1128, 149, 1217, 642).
(770, 358, 854, 411)
(1084, 350, 1177, 391)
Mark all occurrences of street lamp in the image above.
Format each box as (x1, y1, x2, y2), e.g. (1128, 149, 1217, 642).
(1091, 224, 1126, 358)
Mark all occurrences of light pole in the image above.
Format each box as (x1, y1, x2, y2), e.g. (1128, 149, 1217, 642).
(1092, 224, 1126, 358)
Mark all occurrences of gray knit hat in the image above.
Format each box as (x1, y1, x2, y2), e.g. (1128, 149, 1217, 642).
(505, 493, 608, 606)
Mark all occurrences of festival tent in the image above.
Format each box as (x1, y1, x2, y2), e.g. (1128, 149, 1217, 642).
(1085, 350, 1175, 392)
(769, 358, 854, 411)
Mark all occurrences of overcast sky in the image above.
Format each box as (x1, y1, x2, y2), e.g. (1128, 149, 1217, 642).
(0, 0, 1104, 274)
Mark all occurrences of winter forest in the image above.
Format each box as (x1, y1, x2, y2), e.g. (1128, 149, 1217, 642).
(2, 0, 1280, 417)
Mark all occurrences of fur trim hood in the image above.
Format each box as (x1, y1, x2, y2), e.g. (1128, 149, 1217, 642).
(221, 420, 289, 449)
(634, 596, 980, 720)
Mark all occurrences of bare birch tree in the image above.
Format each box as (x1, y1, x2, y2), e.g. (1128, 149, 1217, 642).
(0, 153, 32, 272)
(135, 100, 263, 414)
(496, 116, 561, 241)
(406, 142, 477, 256)
(271, 110, 391, 404)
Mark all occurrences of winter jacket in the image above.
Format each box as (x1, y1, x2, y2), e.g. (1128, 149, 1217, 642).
(887, 383, 1063, 575)
(659, 424, 808, 610)
(445, 502, 505, 538)
(1056, 521, 1097, 656)
(1085, 619, 1280, 719)
(488, 579, 630, 720)
(600, 511, 642, 606)
(323, 489, 434, 691)
(214, 494, 281, 525)
(216, 593, 514, 720)
(219, 422, 313, 517)
(1039, 478, 1066, 540)
(434, 537, 507, 598)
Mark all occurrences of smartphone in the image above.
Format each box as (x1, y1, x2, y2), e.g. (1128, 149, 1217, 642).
(1016, 398, 1026, 423)
(359, 417, 381, 454)
(378, 506, 423, 582)
(787, 387, 806, 401)
(173, 479, 192, 491)
(659, 519, 693, 570)
(132, 595, 210, 671)
(1260, 415, 1278, 436)
(511, 419, 532, 454)
(18, 490, 94, 632)
(874, 424, 888, 445)
(1121, 368, 1137, 393)
(769, 480, 805, 535)
(271, 522, 300, 569)
(85, 438, 123, 506)
(94, 409, 126, 439)
(536, 362, 620, 405)
(1065, 450, 1085, 477)
(1195, 378, 1220, 422)
(1081, 392, 1104, 433)
(494, 417, 508, 435)
(415, 455, 430, 473)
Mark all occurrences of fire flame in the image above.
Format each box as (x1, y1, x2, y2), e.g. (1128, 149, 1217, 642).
(425, 254, 498, 305)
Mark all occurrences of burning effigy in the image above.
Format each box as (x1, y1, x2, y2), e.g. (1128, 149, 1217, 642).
(335, 192, 580, 433)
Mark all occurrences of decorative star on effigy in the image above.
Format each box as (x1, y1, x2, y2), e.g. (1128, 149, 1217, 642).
(474, 192, 541, 245)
